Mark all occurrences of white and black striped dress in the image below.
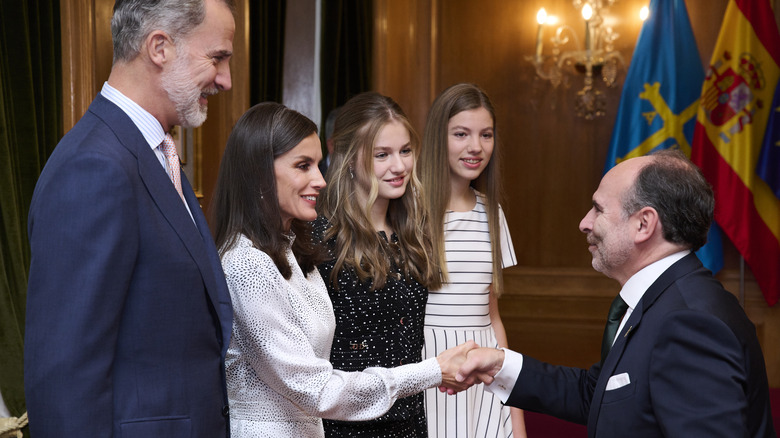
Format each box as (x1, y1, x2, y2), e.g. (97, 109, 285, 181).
(422, 190, 517, 438)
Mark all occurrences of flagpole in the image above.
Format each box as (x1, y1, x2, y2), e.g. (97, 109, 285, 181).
(739, 255, 745, 308)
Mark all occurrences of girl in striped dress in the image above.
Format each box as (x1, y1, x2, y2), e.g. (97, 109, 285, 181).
(419, 83, 527, 438)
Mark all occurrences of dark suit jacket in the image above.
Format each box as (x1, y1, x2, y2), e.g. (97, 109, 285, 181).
(25, 95, 233, 437)
(507, 253, 775, 437)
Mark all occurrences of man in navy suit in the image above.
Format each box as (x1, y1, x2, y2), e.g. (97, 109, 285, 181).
(452, 150, 775, 437)
(25, 0, 235, 436)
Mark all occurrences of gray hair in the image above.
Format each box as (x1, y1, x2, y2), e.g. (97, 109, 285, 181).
(621, 149, 714, 251)
(111, 0, 234, 63)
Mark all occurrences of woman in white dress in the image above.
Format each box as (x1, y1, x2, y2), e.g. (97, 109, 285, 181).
(419, 83, 527, 438)
(211, 102, 473, 438)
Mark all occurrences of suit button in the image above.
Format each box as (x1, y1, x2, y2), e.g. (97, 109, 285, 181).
(222, 405, 230, 417)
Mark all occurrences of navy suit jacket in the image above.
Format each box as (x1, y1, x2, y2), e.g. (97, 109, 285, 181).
(25, 95, 233, 437)
(507, 253, 775, 437)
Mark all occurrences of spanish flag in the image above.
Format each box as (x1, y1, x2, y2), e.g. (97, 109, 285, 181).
(690, 0, 780, 306)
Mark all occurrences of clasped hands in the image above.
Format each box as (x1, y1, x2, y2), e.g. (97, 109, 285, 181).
(435, 342, 507, 395)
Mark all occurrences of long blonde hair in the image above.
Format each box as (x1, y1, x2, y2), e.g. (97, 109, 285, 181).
(317, 92, 441, 290)
(419, 83, 505, 296)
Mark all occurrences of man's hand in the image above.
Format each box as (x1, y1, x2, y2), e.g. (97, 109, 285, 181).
(436, 340, 479, 393)
(438, 347, 506, 395)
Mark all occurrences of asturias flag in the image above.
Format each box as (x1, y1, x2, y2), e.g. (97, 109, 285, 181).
(604, 0, 724, 274)
(756, 82, 780, 200)
(690, 0, 780, 306)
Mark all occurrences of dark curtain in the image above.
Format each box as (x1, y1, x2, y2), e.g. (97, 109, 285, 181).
(0, 0, 62, 429)
(250, 0, 286, 105)
(320, 0, 373, 133)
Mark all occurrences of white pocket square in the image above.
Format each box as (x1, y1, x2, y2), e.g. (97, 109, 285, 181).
(606, 372, 631, 391)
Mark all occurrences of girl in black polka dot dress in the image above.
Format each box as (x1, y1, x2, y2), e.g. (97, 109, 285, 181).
(314, 92, 442, 438)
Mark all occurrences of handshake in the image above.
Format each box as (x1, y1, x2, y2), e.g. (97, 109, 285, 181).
(434, 341, 508, 394)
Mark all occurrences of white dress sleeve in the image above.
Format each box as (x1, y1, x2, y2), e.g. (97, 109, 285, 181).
(224, 240, 442, 422)
(498, 204, 517, 269)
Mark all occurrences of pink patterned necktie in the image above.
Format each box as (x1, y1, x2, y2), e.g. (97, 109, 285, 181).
(159, 133, 186, 204)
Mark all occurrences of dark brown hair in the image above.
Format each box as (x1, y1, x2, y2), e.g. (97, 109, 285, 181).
(212, 102, 325, 278)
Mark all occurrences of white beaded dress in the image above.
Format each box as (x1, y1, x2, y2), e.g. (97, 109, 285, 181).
(422, 191, 517, 438)
(222, 234, 442, 438)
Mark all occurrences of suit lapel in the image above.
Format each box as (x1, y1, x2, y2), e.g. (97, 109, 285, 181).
(587, 253, 703, 435)
(587, 299, 645, 436)
(135, 131, 231, 339)
(181, 173, 233, 353)
(90, 95, 231, 352)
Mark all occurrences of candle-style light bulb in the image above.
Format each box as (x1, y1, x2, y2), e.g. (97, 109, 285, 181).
(639, 6, 649, 21)
(535, 8, 547, 62)
(581, 3, 593, 20)
(582, 3, 593, 53)
(537, 8, 547, 25)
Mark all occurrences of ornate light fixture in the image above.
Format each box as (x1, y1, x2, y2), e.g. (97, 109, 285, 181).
(527, 1, 648, 119)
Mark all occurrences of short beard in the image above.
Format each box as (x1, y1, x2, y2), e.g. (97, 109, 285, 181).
(591, 235, 631, 279)
(161, 48, 212, 128)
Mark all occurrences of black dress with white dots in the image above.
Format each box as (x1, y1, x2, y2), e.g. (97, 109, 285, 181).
(313, 216, 429, 438)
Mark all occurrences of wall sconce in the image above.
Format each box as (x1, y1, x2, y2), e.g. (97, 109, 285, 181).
(527, 1, 647, 119)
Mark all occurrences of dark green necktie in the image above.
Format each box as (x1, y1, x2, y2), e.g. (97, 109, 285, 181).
(601, 294, 629, 364)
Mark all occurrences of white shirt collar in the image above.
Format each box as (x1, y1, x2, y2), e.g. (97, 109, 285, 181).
(619, 250, 690, 309)
(100, 82, 166, 149)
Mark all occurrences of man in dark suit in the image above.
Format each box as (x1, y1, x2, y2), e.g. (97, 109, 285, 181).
(452, 150, 775, 437)
(24, 0, 235, 436)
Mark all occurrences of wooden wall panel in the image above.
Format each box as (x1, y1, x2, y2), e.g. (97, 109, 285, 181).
(60, 0, 98, 131)
(372, 0, 434, 133)
(501, 268, 619, 368)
